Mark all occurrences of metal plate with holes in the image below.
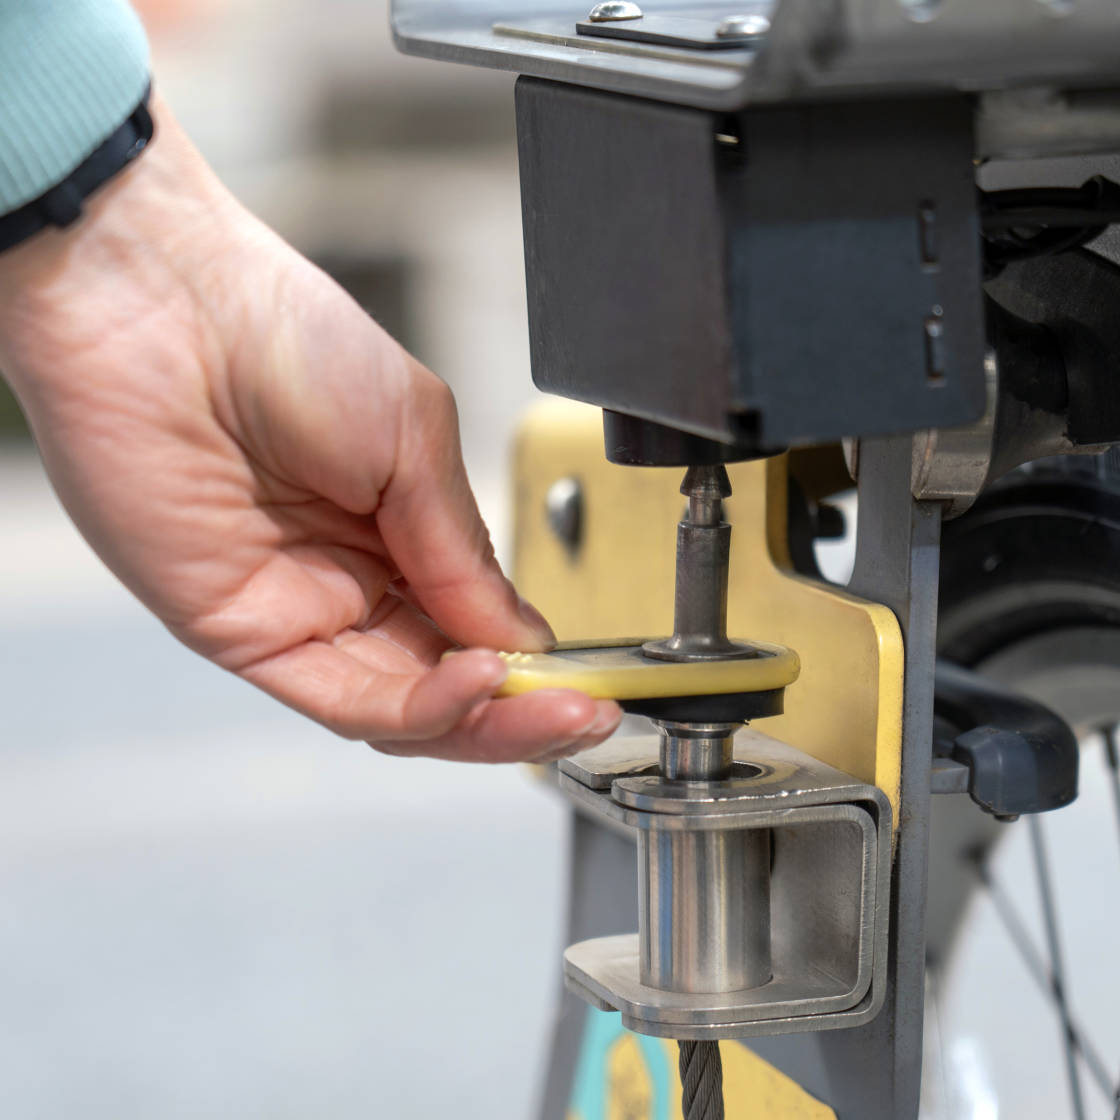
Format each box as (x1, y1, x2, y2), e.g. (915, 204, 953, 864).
(558, 731, 891, 1039)
(558, 729, 890, 828)
(393, 0, 1120, 158)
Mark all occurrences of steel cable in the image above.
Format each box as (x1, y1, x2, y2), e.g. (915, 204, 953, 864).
(678, 1040, 725, 1120)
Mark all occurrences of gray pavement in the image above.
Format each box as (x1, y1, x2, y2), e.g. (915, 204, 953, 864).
(0, 449, 566, 1119)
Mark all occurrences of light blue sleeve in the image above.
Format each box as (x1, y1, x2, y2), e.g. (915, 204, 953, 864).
(0, 0, 150, 215)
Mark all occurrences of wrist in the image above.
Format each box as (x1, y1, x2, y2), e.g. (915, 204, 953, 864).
(0, 96, 246, 400)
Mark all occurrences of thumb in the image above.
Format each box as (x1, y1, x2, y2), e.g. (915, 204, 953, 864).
(376, 359, 556, 653)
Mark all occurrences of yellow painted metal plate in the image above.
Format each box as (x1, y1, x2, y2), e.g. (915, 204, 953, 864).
(704, 1040, 836, 1119)
(512, 400, 904, 830)
(568, 1007, 836, 1119)
(497, 640, 800, 699)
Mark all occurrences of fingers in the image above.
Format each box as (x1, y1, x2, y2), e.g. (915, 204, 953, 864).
(379, 690, 623, 764)
(238, 630, 621, 763)
(375, 358, 556, 654)
(241, 639, 499, 739)
(401, 647, 510, 738)
(183, 542, 397, 670)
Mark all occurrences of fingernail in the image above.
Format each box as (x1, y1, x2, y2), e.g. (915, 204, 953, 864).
(480, 655, 509, 690)
(532, 705, 622, 765)
(590, 704, 622, 738)
(576, 704, 621, 743)
(517, 596, 556, 649)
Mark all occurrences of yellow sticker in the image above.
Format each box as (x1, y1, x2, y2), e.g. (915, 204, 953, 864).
(607, 1034, 654, 1120)
(569, 1009, 837, 1120)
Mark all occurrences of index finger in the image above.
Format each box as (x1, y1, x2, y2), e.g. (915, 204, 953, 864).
(375, 360, 556, 654)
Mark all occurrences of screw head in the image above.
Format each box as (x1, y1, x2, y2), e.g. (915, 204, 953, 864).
(546, 477, 583, 555)
(714, 13, 771, 39)
(587, 1, 643, 22)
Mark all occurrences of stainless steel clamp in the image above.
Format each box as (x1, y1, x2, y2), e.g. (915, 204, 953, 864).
(557, 730, 892, 1041)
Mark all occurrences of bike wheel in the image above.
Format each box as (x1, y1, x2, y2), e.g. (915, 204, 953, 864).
(924, 456, 1120, 1120)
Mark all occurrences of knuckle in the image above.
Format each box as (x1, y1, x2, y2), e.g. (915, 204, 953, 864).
(430, 378, 458, 427)
(414, 370, 456, 424)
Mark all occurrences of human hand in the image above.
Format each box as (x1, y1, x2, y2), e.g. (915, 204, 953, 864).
(0, 98, 621, 762)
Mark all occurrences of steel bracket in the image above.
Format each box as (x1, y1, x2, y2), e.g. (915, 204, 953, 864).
(557, 730, 892, 1040)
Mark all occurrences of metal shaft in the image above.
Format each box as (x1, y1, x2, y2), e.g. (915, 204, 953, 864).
(644, 465, 753, 662)
(639, 465, 775, 996)
(640, 718, 773, 994)
(660, 721, 736, 781)
(639, 820, 772, 993)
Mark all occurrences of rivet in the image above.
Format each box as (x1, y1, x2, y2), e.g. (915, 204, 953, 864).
(546, 477, 584, 555)
(714, 13, 771, 39)
(587, 1, 643, 23)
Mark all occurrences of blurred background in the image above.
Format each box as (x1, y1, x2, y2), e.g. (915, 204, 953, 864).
(1, 3, 1118, 1119)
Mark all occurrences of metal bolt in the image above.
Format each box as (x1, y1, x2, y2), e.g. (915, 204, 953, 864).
(546, 476, 583, 555)
(643, 465, 756, 663)
(842, 436, 859, 482)
(587, 1, 643, 22)
(714, 13, 771, 39)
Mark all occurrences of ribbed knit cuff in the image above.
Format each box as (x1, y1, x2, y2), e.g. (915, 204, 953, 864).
(0, 0, 150, 215)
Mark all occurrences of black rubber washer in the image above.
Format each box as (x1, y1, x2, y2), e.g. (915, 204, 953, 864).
(622, 688, 785, 723)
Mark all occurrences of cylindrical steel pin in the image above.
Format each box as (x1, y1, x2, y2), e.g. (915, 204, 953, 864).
(643, 465, 755, 663)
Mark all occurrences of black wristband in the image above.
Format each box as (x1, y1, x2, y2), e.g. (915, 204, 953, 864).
(0, 85, 154, 255)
